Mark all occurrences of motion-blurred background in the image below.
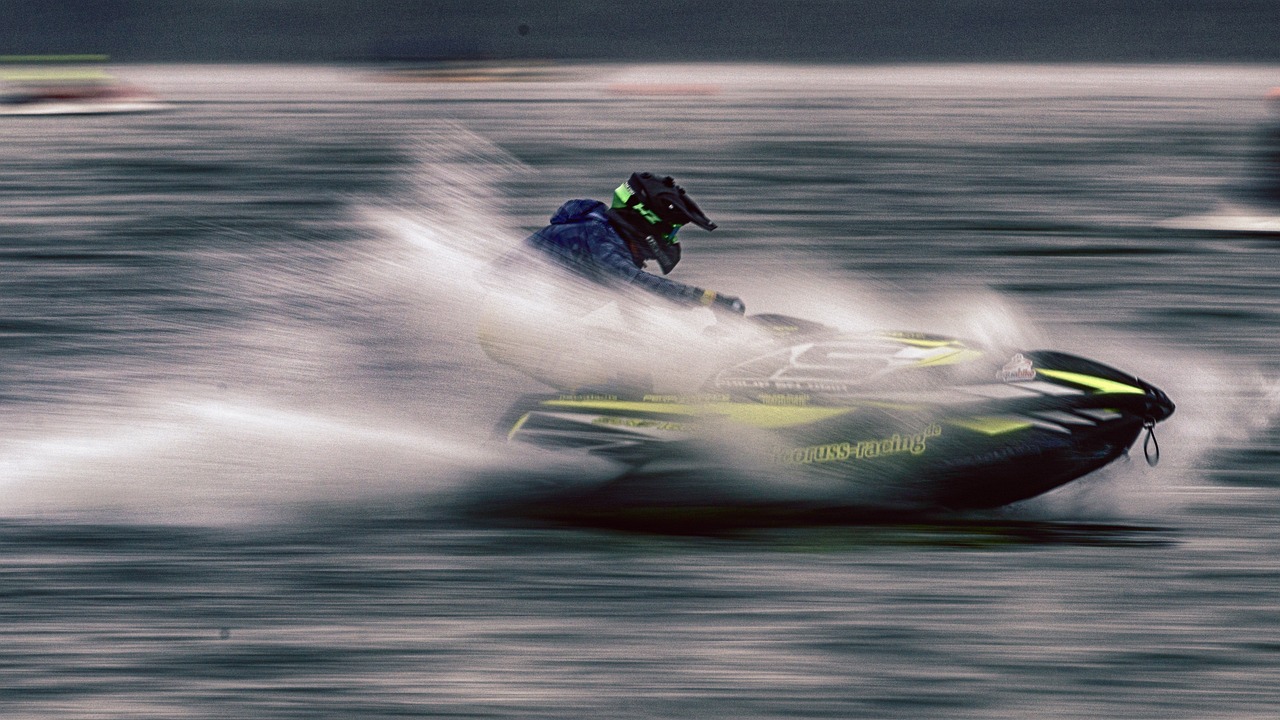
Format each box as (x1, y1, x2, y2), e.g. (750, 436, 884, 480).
(2, 3, 1280, 719)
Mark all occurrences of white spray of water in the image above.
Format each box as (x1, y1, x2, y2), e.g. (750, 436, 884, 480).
(6, 120, 1274, 526)
(0, 124, 551, 523)
(0, 391, 496, 522)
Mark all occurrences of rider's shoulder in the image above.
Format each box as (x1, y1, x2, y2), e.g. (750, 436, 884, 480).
(549, 199, 610, 225)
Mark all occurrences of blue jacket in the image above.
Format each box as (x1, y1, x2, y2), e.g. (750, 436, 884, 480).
(516, 199, 709, 306)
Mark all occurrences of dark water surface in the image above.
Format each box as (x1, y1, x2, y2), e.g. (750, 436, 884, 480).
(2, 64, 1279, 718)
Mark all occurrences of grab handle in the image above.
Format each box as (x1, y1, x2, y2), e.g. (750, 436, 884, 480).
(1142, 418, 1160, 467)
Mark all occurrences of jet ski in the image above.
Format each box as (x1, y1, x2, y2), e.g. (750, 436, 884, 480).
(0, 56, 168, 116)
(0, 82, 169, 116)
(499, 313, 1174, 514)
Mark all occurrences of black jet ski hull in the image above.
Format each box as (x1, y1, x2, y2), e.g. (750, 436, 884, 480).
(500, 320, 1174, 512)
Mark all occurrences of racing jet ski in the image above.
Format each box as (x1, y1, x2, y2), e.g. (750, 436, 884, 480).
(499, 313, 1174, 513)
(0, 56, 168, 116)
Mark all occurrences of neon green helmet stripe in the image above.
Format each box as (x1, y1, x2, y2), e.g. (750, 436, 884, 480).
(611, 183, 633, 209)
(612, 182, 666, 227)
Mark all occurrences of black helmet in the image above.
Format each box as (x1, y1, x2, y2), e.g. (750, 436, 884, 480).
(611, 172, 716, 236)
(608, 172, 716, 275)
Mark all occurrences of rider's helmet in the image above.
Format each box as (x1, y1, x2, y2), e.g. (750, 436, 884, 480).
(610, 172, 716, 274)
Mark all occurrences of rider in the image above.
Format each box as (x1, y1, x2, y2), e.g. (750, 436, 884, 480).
(500, 172, 744, 314)
(480, 172, 744, 390)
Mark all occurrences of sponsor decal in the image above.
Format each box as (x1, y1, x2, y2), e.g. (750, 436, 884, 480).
(779, 424, 942, 465)
(997, 353, 1037, 382)
(758, 393, 811, 406)
(718, 379, 855, 393)
(592, 416, 688, 432)
(641, 393, 730, 404)
(557, 393, 619, 401)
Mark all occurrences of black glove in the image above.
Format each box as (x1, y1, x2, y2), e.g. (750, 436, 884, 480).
(709, 292, 746, 316)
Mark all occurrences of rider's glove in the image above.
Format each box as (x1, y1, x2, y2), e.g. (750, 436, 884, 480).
(708, 292, 746, 316)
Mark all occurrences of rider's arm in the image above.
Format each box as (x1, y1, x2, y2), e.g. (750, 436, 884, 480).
(586, 231, 717, 307)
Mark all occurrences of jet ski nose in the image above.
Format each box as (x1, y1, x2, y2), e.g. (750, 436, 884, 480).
(1144, 383, 1175, 423)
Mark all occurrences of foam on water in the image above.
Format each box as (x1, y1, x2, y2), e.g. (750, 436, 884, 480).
(0, 125, 544, 522)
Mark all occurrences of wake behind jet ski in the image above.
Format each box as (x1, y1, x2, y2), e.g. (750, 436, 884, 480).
(498, 312, 1174, 514)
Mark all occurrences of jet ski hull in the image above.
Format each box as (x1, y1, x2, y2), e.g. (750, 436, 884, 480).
(500, 318, 1174, 513)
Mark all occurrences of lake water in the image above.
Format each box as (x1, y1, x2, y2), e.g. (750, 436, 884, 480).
(1, 63, 1279, 718)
